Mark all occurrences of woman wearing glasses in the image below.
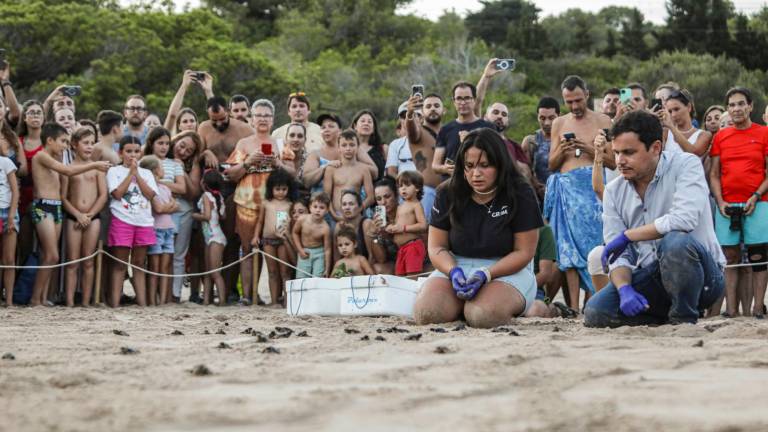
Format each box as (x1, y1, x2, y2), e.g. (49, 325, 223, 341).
(413, 128, 543, 328)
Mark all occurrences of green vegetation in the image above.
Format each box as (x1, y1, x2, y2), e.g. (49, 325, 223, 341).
(2, 0, 768, 141)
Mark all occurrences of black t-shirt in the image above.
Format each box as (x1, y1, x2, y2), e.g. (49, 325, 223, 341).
(436, 119, 496, 162)
(430, 183, 544, 258)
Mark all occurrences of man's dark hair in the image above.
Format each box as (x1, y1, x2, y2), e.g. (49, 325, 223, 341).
(611, 110, 663, 150)
(561, 75, 588, 92)
(451, 81, 477, 99)
(537, 96, 561, 115)
(229, 94, 250, 108)
(603, 87, 620, 97)
(287, 93, 311, 110)
(627, 82, 647, 100)
(725, 87, 752, 105)
(97, 110, 123, 136)
(424, 93, 443, 102)
(207, 96, 228, 113)
(41, 122, 68, 145)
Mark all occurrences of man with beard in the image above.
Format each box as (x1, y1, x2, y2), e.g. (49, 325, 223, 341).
(545, 75, 614, 312)
(601, 88, 620, 120)
(521, 96, 560, 186)
(122, 95, 150, 145)
(271, 92, 324, 153)
(229, 94, 250, 123)
(483, 102, 528, 164)
(198, 96, 255, 301)
(432, 82, 494, 176)
(385, 93, 444, 222)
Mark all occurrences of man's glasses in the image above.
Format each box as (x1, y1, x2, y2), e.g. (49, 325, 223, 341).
(125, 106, 147, 112)
(253, 114, 273, 119)
(454, 96, 474, 103)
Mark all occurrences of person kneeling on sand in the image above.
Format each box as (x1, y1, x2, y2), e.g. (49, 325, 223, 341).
(584, 111, 725, 327)
(413, 128, 543, 328)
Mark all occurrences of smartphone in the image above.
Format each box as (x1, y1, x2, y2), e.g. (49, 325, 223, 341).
(375, 205, 387, 226)
(411, 84, 424, 98)
(218, 163, 231, 173)
(563, 132, 576, 141)
(193, 71, 206, 81)
(261, 142, 273, 156)
(602, 128, 612, 141)
(650, 98, 662, 112)
(276, 210, 289, 231)
(445, 158, 455, 166)
(619, 87, 632, 105)
(61, 85, 81, 97)
(495, 58, 516, 71)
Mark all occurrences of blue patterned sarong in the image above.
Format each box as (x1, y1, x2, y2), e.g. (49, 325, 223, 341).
(543, 166, 603, 293)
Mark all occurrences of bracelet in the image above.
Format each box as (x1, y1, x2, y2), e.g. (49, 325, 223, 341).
(479, 266, 492, 282)
(1, 80, 11, 88)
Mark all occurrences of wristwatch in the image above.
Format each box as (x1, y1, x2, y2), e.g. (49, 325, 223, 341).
(753, 191, 762, 200)
(0, 80, 11, 88)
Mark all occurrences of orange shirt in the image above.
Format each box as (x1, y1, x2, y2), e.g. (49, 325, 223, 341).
(710, 123, 768, 203)
(226, 149, 268, 210)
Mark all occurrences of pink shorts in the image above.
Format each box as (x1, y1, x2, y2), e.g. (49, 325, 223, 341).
(108, 216, 156, 248)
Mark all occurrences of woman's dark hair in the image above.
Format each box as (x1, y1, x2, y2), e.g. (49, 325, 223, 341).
(16, 100, 44, 138)
(118, 135, 142, 151)
(143, 126, 172, 157)
(175, 107, 198, 132)
(351, 110, 383, 148)
(202, 169, 224, 216)
(340, 189, 363, 207)
(265, 167, 297, 201)
(447, 127, 524, 228)
(374, 176, 397, 196)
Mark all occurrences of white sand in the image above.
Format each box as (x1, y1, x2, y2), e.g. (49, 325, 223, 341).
(2, 305, 768, 432)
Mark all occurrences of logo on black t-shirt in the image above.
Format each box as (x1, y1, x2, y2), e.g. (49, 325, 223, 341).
(490, 205, 508, 218)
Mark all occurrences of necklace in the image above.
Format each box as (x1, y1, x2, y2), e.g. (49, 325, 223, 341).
(678, 125, 696, 134)
(481, 197, 495, 214)
(473, 186, 497, 196)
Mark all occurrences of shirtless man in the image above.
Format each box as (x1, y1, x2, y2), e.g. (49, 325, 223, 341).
(386, 94, 443, 222)
(545, 75, 614, 311)
(30, 123, 110, 306)
(198, 96, 255, 299)
(224, 99, 274, 305)
(324, 130, 374, 219)
(93, 110, 123, 165)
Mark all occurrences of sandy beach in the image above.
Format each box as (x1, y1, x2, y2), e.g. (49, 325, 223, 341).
(2, 304, 768, 432)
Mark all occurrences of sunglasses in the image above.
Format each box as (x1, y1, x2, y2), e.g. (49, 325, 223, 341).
(289, 91, 306, 98)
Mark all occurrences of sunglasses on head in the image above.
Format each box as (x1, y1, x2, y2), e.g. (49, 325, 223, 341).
(289, 91, 306, 98)
(668, 90, 690, 105)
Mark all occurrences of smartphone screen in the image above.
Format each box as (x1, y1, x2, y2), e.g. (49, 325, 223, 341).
(261, 142, 273, 156)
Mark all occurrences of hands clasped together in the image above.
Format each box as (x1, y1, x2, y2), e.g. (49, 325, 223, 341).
(449, 267, 491, 301)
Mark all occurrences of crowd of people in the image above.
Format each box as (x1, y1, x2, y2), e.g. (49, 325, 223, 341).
(0, 57, 765, 329)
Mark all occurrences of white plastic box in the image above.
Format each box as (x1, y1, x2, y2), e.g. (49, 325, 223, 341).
(286, 275, 422, 317)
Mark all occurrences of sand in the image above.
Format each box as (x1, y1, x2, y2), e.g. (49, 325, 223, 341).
(2, 305, 768, 432)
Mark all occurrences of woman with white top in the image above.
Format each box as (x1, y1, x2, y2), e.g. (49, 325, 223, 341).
(658, 90, 712, 156)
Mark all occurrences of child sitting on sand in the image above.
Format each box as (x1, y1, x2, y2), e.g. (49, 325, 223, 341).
(331, 225, 374, 277)
(386, 171, 427, 276)
(61, 127, 108, 307)
(292, 192, 332, 278)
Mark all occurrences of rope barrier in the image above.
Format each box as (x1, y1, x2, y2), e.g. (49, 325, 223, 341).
(0, 250, 100, 270)
(101, 249, 258, 278)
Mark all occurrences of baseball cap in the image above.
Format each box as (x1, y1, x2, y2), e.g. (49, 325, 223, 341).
(397, 101, 421, 118)
(315, 113, 343, 128)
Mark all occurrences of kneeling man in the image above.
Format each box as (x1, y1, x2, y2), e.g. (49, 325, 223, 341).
(585, 111, 725, 327)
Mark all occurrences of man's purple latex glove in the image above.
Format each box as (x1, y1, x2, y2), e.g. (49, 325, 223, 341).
(457, 270, 488, 301)
(618, 284, 649, 317)
(602, 231, 632, 272)
(449, 267, 467, 296)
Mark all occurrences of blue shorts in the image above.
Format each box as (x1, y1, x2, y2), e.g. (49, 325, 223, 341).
(428, 256, 537, 314)
(714, 201, 768, 246)
(148, 228, 175, 255)
(0, 207, 19, 233)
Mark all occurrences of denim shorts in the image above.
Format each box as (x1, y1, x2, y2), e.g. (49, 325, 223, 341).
(148, 228, 175, 255)
(429, 255, 537, 314)
(0, 207, 19, 233)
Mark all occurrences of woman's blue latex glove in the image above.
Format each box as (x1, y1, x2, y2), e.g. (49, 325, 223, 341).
(449, 267, 467, 296)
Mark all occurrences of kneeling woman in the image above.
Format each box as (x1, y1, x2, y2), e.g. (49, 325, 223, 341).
(413, 128, 543, 328)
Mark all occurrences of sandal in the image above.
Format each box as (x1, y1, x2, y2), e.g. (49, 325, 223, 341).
(552, 301, 579, 319)
(238, 297, 252, 306)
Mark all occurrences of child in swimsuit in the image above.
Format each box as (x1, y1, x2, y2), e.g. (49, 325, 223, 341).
(332, 225, 374, 277)
(192, 169, 227, 306)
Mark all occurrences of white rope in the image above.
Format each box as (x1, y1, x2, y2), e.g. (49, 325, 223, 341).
(100, 249, 258, 278)
(0, 250, 100, 270)
(253, 249, 314, 278)
(724, 261, 768, 269)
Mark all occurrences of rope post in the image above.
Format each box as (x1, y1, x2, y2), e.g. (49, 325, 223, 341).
(94, 240, 103, 304)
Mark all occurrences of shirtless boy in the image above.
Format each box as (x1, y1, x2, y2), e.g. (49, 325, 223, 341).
(324, 129, 374, 220)
(31, 123, 110, 306)
(61, 128, 108, 307)
(292, 192, 332, 278)
(545, 75, 614, 310)
(93, 110, 123, 165)
(386, 171, 427, 276)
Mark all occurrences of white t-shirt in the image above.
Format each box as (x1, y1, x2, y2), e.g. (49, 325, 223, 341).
(107, 165, 159, 227)
(385, 137, 418, 174)
(0, 156, 17, 208)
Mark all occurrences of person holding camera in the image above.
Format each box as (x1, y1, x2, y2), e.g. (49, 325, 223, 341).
(710, 87, 768, 318)
(584, 110, 725, 328)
